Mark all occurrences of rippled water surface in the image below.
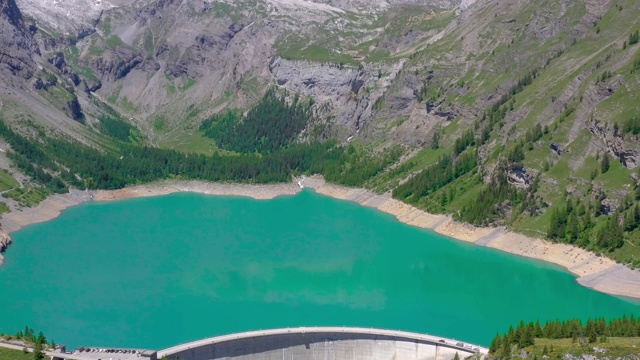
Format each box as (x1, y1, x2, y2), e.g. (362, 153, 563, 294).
(0, 191, 638, 349)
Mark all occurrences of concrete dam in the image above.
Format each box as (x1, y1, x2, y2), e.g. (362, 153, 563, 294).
(157, 327, 488, 360)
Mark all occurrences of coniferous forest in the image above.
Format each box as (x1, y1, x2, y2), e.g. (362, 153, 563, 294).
(490, 315, 640, 359)
(200, 89, 312, 153)
(0, 88, 401, 193)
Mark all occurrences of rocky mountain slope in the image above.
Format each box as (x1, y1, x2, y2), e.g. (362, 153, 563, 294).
(0, 0, 37, 84)
(1, 0, 640, 266)
(3, 0, 470, 144)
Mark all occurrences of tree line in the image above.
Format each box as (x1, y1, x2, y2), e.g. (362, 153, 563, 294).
(0, 326, 54, 360)
(490, 315, 640, 357)
(392, 149, 477, 204)
(0, 118, 399, 195)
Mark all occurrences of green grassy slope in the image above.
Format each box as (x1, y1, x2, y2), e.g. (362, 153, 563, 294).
(360, 0, 640, 266)
(0, 347, 31, 360)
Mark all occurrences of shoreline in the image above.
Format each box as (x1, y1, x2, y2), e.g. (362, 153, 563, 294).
(0, 180, 302, 265)
(304, 177, 640, 300)
(1, 176, 639, 299)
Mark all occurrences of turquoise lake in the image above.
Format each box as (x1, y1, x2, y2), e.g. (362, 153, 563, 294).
(0, 190, 638, 349)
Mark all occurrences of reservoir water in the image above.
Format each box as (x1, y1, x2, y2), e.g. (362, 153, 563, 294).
(0, 191, 638, 349)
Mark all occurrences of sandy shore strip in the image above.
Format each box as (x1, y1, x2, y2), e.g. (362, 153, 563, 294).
(91, 180, 302, 202)
(304, 177, 640, 299)
(1, 176, 640, 299)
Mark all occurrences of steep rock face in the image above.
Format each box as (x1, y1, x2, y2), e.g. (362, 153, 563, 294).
(84, 45, 160, 82)
(65, 97, 85, 122)
(269, 57, 405, 137)
(269, 58, 364, 127)
(0, 0, 38, 83)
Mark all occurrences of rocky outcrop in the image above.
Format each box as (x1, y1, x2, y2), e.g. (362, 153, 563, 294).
(47, 51, 84, 86)
(550, 143, 567, 156)
(197, 23, 245, 51)
(32, 76, 56, 90)
(0, 230, 11, 266)
(165, 22, 246, 79)
(84, 45, 159, 81)
(82, 78, 102, 94)
(588, 119, 640, 169)
(508, 166, 532, 188)
(65, 97, 85, 123)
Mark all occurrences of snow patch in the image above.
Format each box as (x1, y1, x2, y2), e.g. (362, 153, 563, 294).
(264, 0, 345, 14)
(16, 0, 117, 34)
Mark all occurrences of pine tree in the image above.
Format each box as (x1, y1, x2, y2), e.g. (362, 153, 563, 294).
(520, 325, 535, 348)
(33, 341, 44, 360)
(547, 207, 568, 240)
(36, 331, 46, 345)
(514, 320, 525, 347)
(489, 333, 502, 353)
(502, 340, 512, 358)
(566, 197, 574, 214)
(453, 352, 460, 360)
(601, 153, 611, 174)
(567, 212, 579, 243)
(508, 325, 515, 341)
(630, 30, 640, 46)
(600, 335, 608, 343)
(432, 128, 441, 149)
(535, 320, 543, 337)
(526, 323, 536, 346)
(625, 204, 640, 231)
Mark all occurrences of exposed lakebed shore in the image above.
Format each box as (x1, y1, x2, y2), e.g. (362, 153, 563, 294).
(1, 176, 639, 299)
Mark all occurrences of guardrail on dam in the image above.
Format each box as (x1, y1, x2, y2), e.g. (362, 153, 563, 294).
(158, 327, 488, 360)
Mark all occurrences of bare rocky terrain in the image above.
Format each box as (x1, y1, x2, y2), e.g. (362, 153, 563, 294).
(1, 0, 475, 143)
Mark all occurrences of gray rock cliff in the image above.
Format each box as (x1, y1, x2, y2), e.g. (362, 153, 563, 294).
(0, 0, 38, 84)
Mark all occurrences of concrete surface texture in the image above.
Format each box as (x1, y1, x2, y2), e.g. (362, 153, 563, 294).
(158, 327, 488, 360)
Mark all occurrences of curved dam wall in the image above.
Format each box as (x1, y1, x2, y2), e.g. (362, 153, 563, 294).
(158, 327, 488, 360)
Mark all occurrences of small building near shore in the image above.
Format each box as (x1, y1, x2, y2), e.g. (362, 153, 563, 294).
(141, 350, 157, 360)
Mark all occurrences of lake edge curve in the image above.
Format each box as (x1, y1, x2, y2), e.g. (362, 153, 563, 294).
(1, 175, 639, 299)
